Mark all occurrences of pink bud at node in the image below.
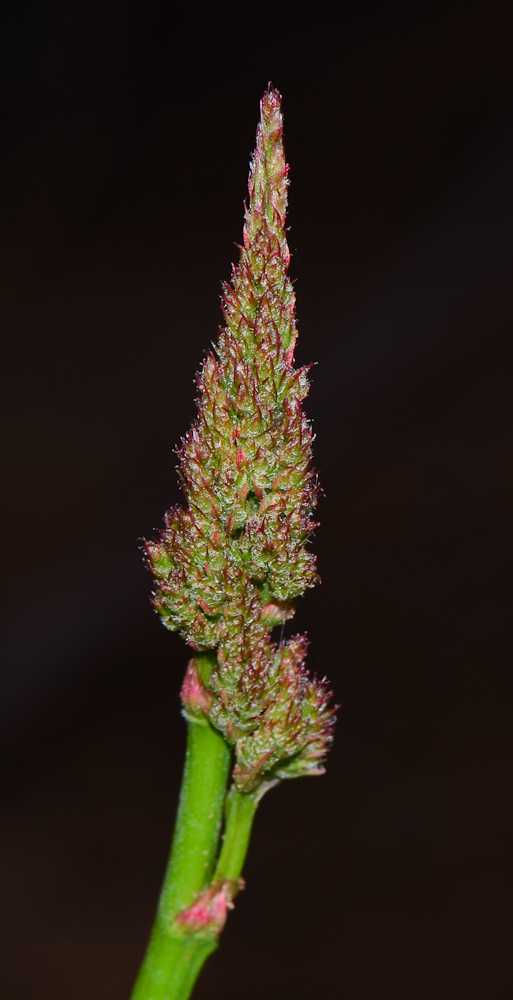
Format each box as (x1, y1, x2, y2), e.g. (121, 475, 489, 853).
(175, 879, 243, 934)
(181, 660, 212, 717)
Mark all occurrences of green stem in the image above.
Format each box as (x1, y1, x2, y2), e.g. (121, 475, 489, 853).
(214, 787, 258, 882)
(130, 715, 231, 1000)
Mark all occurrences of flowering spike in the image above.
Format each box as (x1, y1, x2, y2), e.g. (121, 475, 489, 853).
(144, 85, 334, 794)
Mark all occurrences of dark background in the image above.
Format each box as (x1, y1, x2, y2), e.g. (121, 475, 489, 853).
(1, 3, 512, 997)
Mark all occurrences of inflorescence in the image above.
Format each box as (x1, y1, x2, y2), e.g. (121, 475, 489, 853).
(145, 86, 334, 796)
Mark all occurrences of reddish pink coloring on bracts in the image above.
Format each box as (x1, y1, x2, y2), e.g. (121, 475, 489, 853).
(144, 86, 335, 796)
(180, 659, 212, 717)
(175, 878, 243, 935)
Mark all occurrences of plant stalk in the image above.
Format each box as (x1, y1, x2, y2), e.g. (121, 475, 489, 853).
(214, 786, 258, 882)
(130, 715, 231, 1000)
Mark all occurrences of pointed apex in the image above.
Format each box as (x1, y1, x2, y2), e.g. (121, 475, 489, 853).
(257, 85, 284, 152)
(243, 85, 288, 262)
(262, 82, 282, 108)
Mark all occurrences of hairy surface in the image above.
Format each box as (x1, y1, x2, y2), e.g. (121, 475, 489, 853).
(145, 88, 334, 793)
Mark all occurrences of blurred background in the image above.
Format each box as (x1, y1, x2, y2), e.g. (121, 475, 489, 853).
(1, 2, 512, 997)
